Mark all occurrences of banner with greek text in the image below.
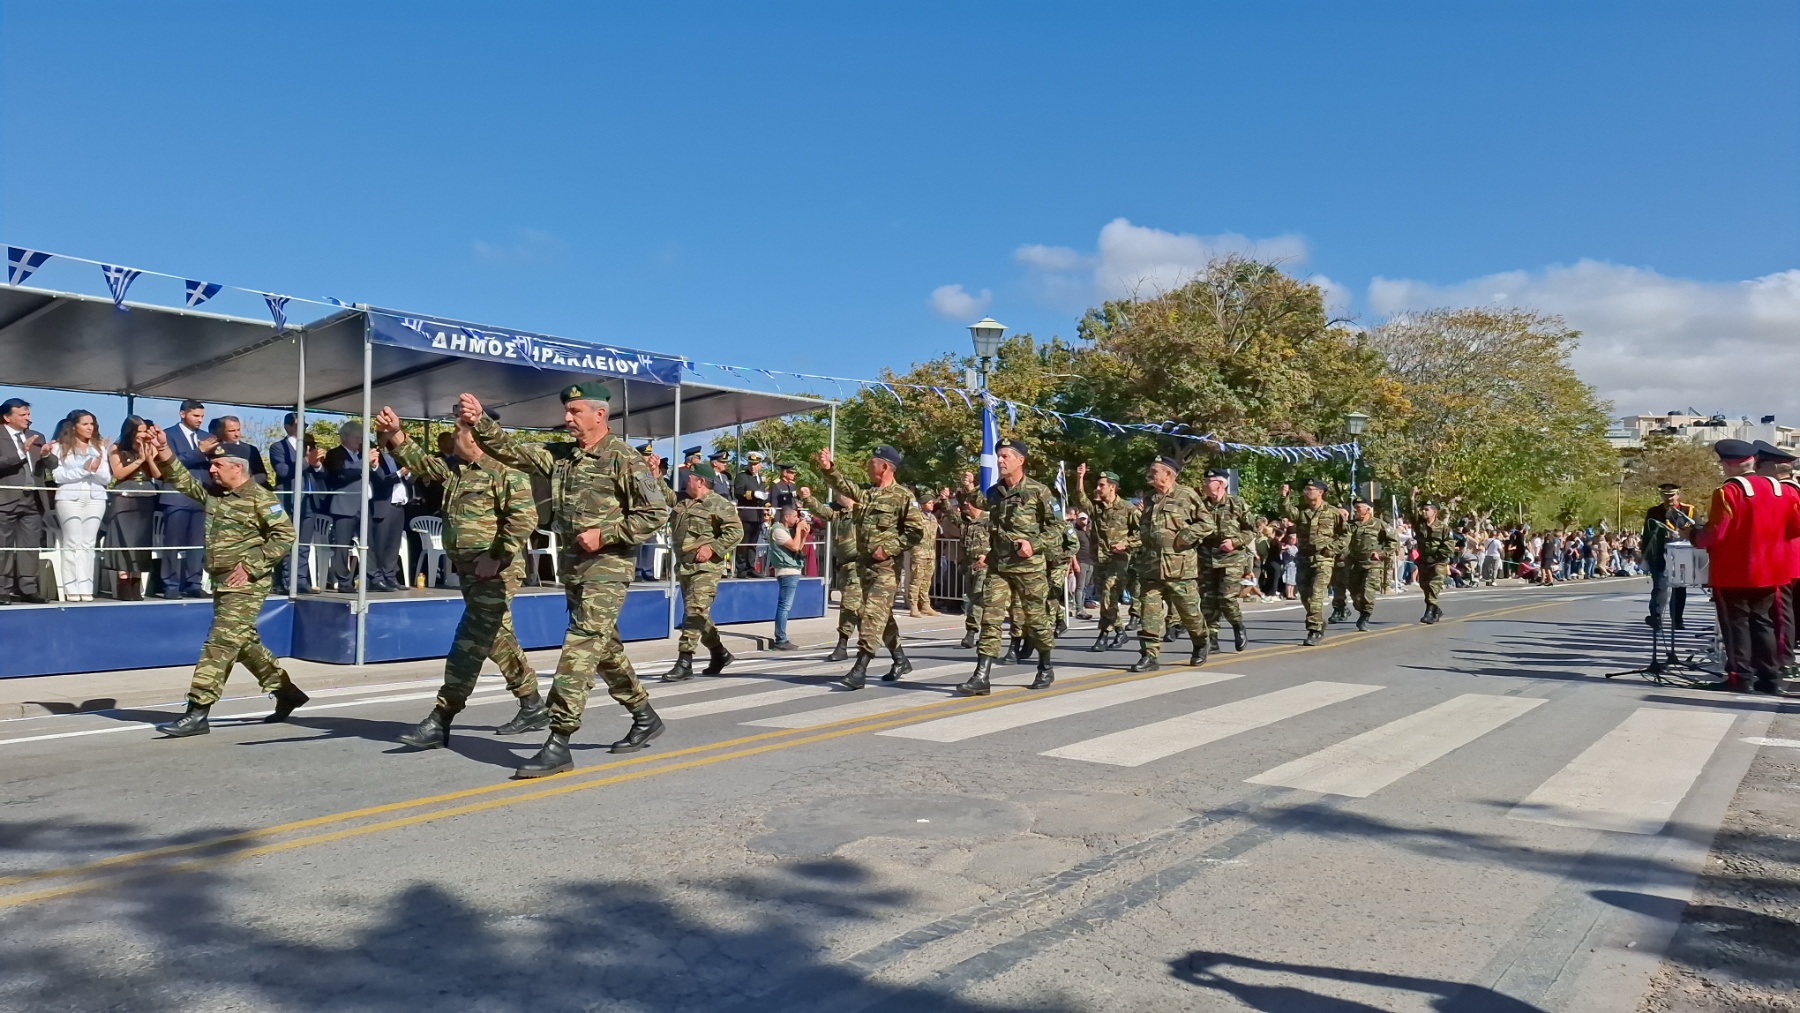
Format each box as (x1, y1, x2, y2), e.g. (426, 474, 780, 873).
(366, 310, 685, 386)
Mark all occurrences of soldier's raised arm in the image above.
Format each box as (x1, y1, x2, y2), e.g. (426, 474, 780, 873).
(817, 449, 859, 502)
(152, 442, 207, 504)
(493, 467, 539, 562)
(465, 395, 555, 478)
(799, 489, 843, 522)
(385, 428, 453, 485)
(1071, 463, 1096, 516)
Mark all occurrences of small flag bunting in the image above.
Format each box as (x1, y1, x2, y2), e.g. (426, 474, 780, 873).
(6, 248, 51, 286)
(264, 293, 291, 332)
(101, 264, 142, 310)
(184, 280, 222, 307)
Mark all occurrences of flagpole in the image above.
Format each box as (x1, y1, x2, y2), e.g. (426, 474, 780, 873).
(288, 331, 306, 602)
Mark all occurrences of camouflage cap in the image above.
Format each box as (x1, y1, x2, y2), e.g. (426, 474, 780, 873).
(559, 382, 612, 404)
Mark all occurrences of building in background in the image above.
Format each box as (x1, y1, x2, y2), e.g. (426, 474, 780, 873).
(1606, 412, 1800, 451)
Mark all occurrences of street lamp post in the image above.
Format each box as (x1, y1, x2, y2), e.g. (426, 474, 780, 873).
(1345, 411, 1368, 501)
(968, 316, 1005, 392)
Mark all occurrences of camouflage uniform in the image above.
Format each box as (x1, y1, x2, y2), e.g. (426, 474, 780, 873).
(909, 509, 939, 613)
(1136, 483, 1215, 658)
(824, 465, 925, 654)
(960, 512, 990, 635)
(978, 477, 1060, 657)
(1040, 521, 1079, 630)
(391, 438, 539, 714)
(1198, 492, 1257, 642)
(672, 487, 743, 654)
(1412, 517, 1455, 609)
(1283, 495, 1348, 634)
(1073, 485, 1140, 634)
(804, 492, 863, 640)
(1342, 517, 1400, 616)
(474, 415, 668, 733)
(157, 453, 295, 706)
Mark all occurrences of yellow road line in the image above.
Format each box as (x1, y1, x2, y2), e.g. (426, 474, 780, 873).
(0, 591, 1586, 907)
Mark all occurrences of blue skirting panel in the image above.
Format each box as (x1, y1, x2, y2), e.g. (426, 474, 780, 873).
(0, 577, 824, 677)
(0, 598, 293, 679)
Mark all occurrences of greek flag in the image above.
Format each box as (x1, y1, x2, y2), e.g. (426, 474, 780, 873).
(184, 280, 222, 307)
(264, 293, 290, 332)
(101, 264, 142, 310)
(5, 248, 51, 286)
(979, 398, 999, 493)
(1053, 460, 1068, 515)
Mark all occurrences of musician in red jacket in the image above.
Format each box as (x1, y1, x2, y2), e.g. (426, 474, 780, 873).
(1693, 439, 1800, 694)
(1752, 440, 1800, 673)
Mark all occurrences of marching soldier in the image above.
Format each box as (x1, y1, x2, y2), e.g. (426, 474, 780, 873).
(1127, 456, 1215, 673)
(1198, 467, 1256, 652)
(1412, 502, 1454, 624)
(374, 406, 547, 749)
(140, 425, 310, 737)
(1282, 480, 1349, 646)
(803, 484, 864, 661)
(1341, 500, 1399, 630)
(819, 446, 925, 689)
(662, 469, 744, 682)
(909, 498, 941, 616)
(464, 384, 670, 777)
(958, 439, 1060, 695)
(1072, 463, 1141, 651)
(957, 493, 989, 649)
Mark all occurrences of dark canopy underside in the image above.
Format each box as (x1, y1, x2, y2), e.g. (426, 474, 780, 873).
(0, 286, 827, 435)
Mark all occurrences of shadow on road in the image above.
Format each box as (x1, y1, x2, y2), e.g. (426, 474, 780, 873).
(1169, 950, 1545, 1011)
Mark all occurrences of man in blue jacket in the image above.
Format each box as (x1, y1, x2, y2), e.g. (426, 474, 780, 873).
(159, 399, 212, 598)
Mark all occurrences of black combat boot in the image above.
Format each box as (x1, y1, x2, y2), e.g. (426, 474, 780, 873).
(1303, 630, 1324, 646)
(1128, 651, 1160, 673)
(956, 657, 993, 696)
(1190, 635, 1209, 667)
(841, 651, 873, 690)
(1029, 654, 1055, 690)
(610, 701, 666, 753)
(661, 654, 696, 683)
(1355, 612, 1370, 632)
(1232, 623, 1247, 652)
(882, 646, 912, 682)
(494, 690, 550, 735)
(156, 702, 211, 738)
(265, 676, 309, 723)
(398, 706, 453, 749)
(1208, 632, 1220, 653)
(703, 645, 734, 675)
(827, 635, 850, 662)
(999, 639, 1019, 665)
(958, 630, 977, 649)
(1162, 626, 1180, 643)
(516, 730, 574, 777)
(1329, 605, 1349, 624)
(1017, 638, 1035, 663)
(1089, 630, 1110, 652)
(1420, 605, 1438, 625)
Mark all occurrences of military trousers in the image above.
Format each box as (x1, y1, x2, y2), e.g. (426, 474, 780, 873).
(1199, 558, 1249, 636)
(1092, 557, 1131, 631)
(1041, 561, 1068, 629)
(188, 583, 287, 706)
(963, 566, 986, 633)
(836, 560, 864, 640)
(437, 566, 537, 714)
(855, 558, 903, 655)
(1137, 576, 1204, 659)
(1298, 556, 1336, 633)
(1416, 560, 1446, 608)
(1343, 564, 1381, 616)
(978, 567, 1053, 658)
(549, 579, 648, 733)
(909, 544, 936, 610)
(677, 566, 727, 654)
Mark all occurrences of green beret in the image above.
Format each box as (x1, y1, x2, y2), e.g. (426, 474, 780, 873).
(560, 382, 612, 404)
(1099, 471, 1120, 484)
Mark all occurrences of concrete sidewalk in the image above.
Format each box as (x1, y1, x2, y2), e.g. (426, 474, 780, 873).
(0, 608, 970, 720)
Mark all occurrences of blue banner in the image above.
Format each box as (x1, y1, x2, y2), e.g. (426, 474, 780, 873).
(366, 310, 685, 386)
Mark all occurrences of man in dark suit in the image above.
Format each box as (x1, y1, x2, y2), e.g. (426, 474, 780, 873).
(0, 398, 53, 604)
(367, 445, 408, 591)
(159, 398, 213, 598)
(209, 415, 270, 487)
(322, 421, 369, 592)
(269, 413, 323, 594)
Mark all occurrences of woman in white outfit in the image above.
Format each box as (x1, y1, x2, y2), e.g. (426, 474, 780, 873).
(50, 410, 108, 601)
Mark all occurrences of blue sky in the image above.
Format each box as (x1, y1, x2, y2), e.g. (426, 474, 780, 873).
(4, 1, 1797, 435)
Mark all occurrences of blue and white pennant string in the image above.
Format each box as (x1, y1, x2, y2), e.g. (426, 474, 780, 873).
(101, 264, 142, 310)
(6, 248, 50, 286)
(184, 280, 222, 307)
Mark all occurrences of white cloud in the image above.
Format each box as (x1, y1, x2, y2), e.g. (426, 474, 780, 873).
(472, 227, 567, 264)
(929, 282, 993, 319)
(1368, 260, 1800, 419)
(1015, 218, 1310, 307)
(1308, 273, 1354, 320)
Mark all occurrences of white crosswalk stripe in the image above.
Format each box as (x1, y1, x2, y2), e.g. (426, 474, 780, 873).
(656, 684, 839, 719)
(1042, 681, 1382, 767)
(1509, 707, 1737, 835)
(742, 686, 965, 728)
(879, 671, 1248, 743)
(1246, 693, 1546, 797)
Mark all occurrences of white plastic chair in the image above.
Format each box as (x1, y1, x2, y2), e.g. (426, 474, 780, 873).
(527, 528, 560, 586)
(409, 516, 457, 589)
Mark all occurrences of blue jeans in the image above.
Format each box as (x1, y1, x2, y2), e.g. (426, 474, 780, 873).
(774, 573, 799, 643)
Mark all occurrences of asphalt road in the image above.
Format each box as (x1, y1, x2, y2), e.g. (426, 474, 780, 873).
(0, 580, 1788, 1013)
